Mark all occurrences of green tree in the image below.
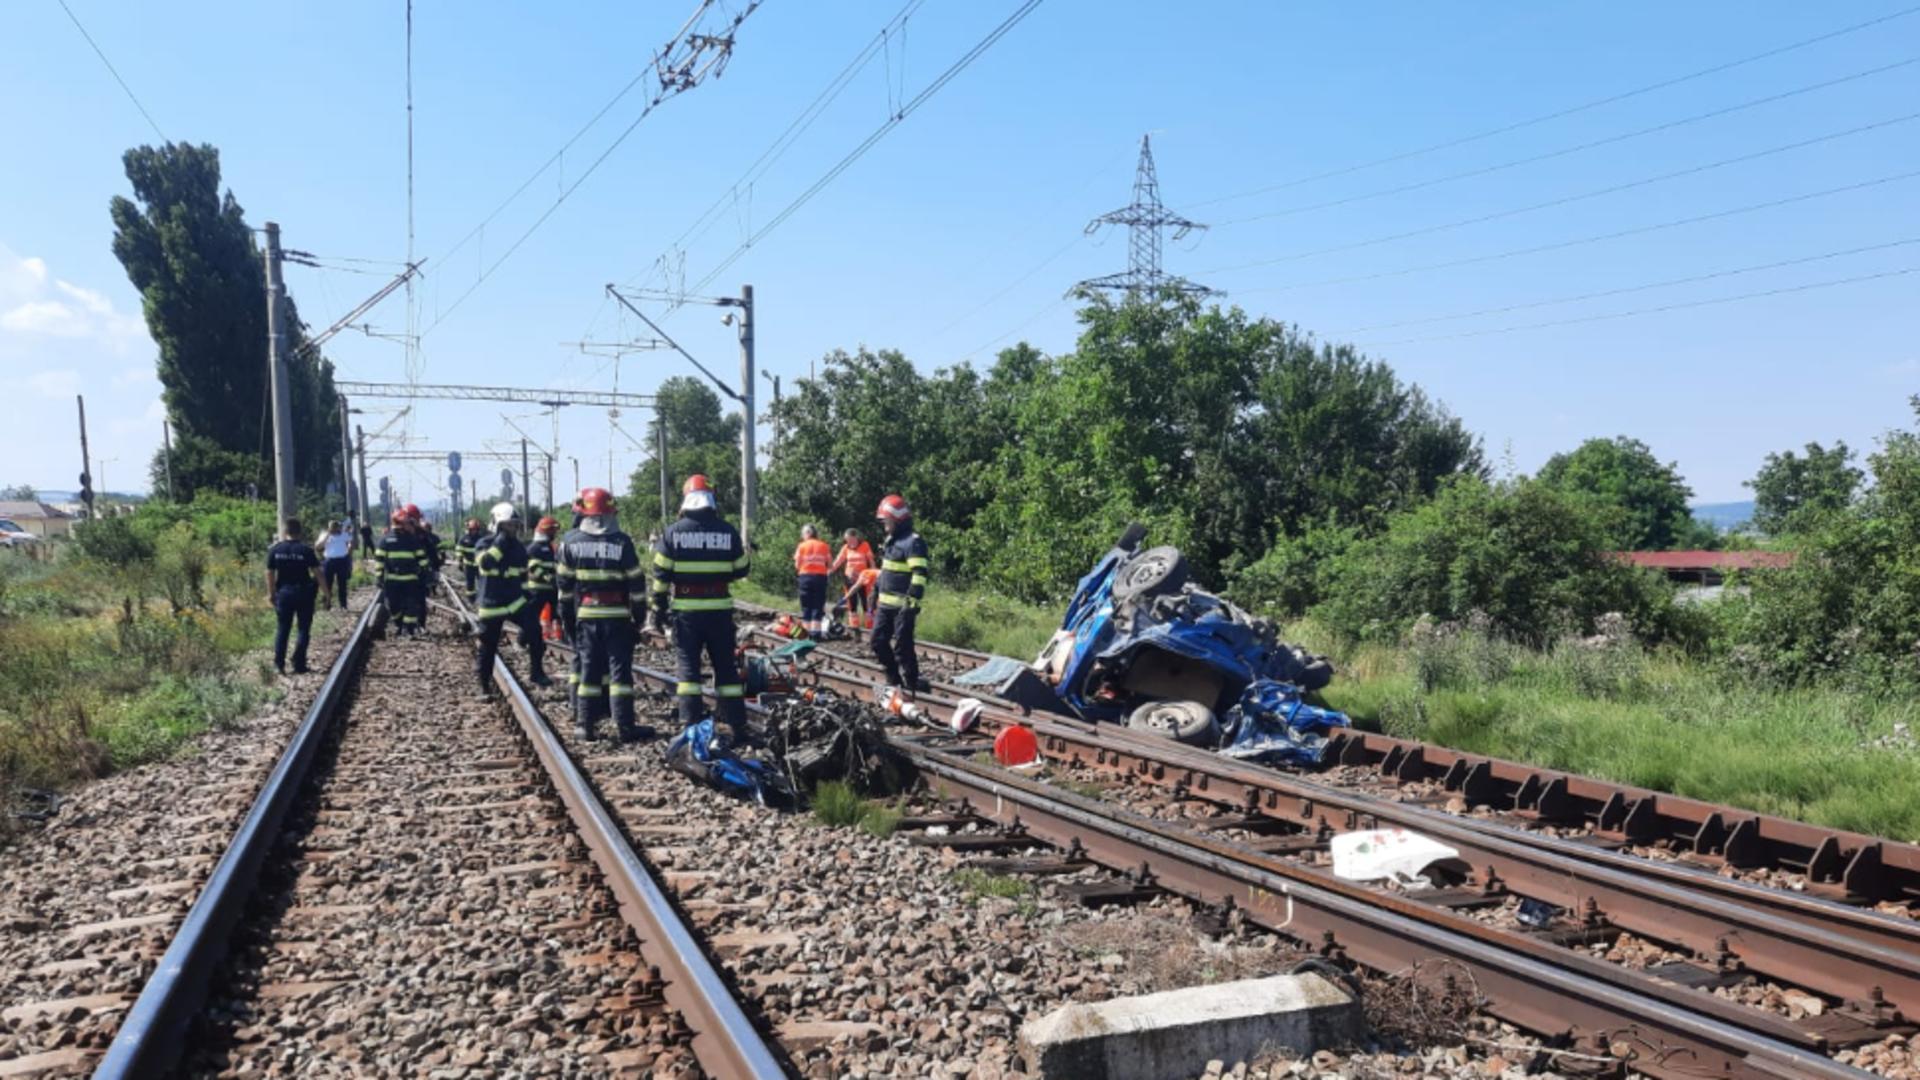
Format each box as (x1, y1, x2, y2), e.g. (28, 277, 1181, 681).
(1746, 440, 1862, 535)
(1313, 476, 1680, 645)
(110, 143, 338, 499)
(627, 376, 743, 533)
(1535, 436, 1705, 550)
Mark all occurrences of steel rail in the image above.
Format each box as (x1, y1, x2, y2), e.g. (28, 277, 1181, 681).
(737, 597, 1920, 906)
(95, 600, 384, 1079)
(902, 744, 1873, 1080)
(630, 658, 1874, 1080)
(762, 632, 1920, 1023)
(443, 587, 786, 1079)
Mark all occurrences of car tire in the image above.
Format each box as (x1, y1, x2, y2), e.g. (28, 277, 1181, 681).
(1112, 545, 1188, 602)
(1126, 699, 1219, 746)
(1115, 523, 1149, 553)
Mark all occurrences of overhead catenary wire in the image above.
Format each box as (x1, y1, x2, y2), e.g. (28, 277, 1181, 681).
(1198, 111, 1920, 278)
(1228, 168, 1920, 296)
(1215, 55, 1920, 227)
(54, 0, 166, 141)
(1353, 265, 1919, 349)
(685, 0, 1047, 296)
(424, 1, 764, 336)
(1183, 3, 1920, 211)
(1338, 238, 1920, 335)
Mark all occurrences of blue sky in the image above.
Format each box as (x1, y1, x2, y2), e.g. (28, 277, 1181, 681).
(3, 1, 1915, 505)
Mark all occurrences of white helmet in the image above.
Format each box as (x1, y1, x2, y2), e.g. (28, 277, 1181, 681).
(489, 501, 520, 528)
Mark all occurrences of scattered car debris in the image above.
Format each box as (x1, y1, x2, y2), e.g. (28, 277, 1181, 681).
(1330, 829, 1465, 888)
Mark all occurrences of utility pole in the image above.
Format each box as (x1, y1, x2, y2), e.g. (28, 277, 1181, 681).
(520, 438, 532, 527)
(543, 455, 553, 516)
(356, 426, 372, 528)
(657, 410, 670, 529)
(76, 395, 94, 519)
(160, 420, 175, 500)
(571, 457, 579, 494)
(737, 283, 756, 546)
(469, 478, 477, 519)
(337, 395, 354, 522)
(264, 221, 298, 527)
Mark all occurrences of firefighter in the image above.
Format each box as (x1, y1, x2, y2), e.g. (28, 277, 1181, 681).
(555, 488, 646, 742)
(266, 518, 321, 674)
(406, 504, 442, 630)
(830, 527, 876, 637)
(871, 494, 929, 696)
(793, 524, 832, 636)
(526, 515, 561, 642)
(456, 518, 486, 596)
(374, 509, 426, 636)
(650, 475, 750, 741)
(473, 502, 550, 695)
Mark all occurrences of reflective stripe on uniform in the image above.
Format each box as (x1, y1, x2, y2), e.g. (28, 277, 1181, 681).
(383, 573, 419, 582)
(576, 683, 603, 697)
(477, 597, 527, 618)
(571, 568, 628, 582)
(576, 607, 635, 619)
(676, 681, 701, 695)
(878, 592, 908, 607)
(670, 597, 733, 611)
(609, 684, 633, 697)
(667, 559, 737, 572)
(716, 684, 744, 698)
(882, 559, 912, 572)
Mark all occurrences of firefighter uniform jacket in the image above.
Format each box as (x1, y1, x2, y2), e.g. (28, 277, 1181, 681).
(876, 528, 930, 609)
(455, 528, 485, 571)
(556, 527, 645, 621)
(525, 537, 558, 599)
(374, 529, 425, 584)
(421, 527, 446, 574)
(474, 531, 531, 619)
(651, 510, 750, 613)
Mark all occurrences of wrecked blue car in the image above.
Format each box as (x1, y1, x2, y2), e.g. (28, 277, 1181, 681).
(1023, 526, 1345, 757)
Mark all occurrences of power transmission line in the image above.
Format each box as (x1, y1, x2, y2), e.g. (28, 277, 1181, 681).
(1199, 111, 1920, 277)
(1184, 3, 1920, 211)
(1216, 55, 1920, 227)
(424, 1, 763, 335)
(1226, 168, 1920, 295)
(54, 0, 165, 141)
(1353, 265, 1918, 348)
(640, 0, 933, 295)
(1339, 238, 1920, 334)
(684, 0, 1047, 296)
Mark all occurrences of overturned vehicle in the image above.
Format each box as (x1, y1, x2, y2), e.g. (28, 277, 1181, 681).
(997, 525, 1348, 764)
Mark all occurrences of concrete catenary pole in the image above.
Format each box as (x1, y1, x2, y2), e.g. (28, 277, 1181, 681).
(355, 426, 372, 528)
(337, 394, 354, 522)
(264, 222, 297, 530)
(737, 283, 755, 546)
(521, 438, 532, 527)
(76, 395, 94, 519)
(657, 409, 670, 529)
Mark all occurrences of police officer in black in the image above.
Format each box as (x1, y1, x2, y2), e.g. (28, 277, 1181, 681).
(650, 474, 750, 739)
(473, 503, 550, 696)
(871, 494, 930, 695)
(556, 488, 646, 742)
(267, 519, 322, 674)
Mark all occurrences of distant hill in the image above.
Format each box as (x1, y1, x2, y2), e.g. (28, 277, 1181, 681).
(1691, 500, 1756, 530)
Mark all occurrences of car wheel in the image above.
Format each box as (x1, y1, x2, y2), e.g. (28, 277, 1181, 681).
(1114, 523, 1149, 553)
(1112, 545, 1188, 602)
(1126, 699, 1219, 746)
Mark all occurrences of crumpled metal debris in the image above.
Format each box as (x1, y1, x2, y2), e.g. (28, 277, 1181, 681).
(1218, 678, 1351, 767)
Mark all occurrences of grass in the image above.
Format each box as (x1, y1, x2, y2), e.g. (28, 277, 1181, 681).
(1, 545, 291, 828)
(1289, 617, 1920, 843)
(809, 779, 902, 837)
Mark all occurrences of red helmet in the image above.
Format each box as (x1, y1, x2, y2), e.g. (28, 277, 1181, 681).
(875, 494, 911, 523)
(578, 487, 617, 515)
(682, 474, 713, 495)
(536, 516, 560, 534)
(403, 503, 422, 521)
(390, 509, 409, 526)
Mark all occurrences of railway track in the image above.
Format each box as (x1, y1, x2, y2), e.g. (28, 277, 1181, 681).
(80, 594, 784, 1079)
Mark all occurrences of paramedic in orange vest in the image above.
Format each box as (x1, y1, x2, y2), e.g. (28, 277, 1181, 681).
(830, 527, 876, 633)
(793, 524, 833, 636)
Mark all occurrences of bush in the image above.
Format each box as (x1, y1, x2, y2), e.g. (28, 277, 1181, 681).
(1227, 521, 1358, 616)
(72, 515, 155, 565)
(1311, 476, 1685, 646)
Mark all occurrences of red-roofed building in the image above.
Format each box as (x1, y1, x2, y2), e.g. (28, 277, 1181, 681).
(1615, 550, 1796, 586)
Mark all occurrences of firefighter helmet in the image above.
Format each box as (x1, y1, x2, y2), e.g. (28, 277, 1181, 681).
(578, 487, 617, 515)
(403, 503, 422, 521)
(875, 494, 911, 523)
(680, 473, 717, 513)
(390, 509, 409, 526)
(535, 515, 560, 536)
(489, 502, 520, 527)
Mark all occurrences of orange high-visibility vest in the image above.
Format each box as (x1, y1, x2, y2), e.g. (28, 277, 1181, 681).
(833, 540, 875, 578)
(794, 538, 832, 576)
